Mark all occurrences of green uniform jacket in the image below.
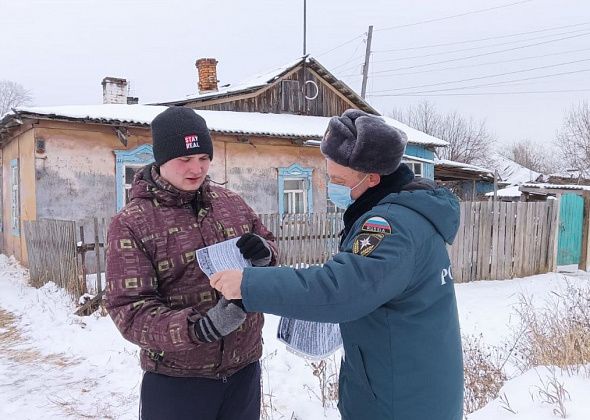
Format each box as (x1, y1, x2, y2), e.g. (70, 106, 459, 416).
(242, 186, 463, 420)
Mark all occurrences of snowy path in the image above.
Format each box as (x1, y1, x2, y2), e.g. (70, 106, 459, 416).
(0, 304, 138, 419)
(0, 307, 80, 418)
(0, 256, 142, 420)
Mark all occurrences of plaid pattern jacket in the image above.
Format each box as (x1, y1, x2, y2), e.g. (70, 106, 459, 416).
(106, 165, 277, 378)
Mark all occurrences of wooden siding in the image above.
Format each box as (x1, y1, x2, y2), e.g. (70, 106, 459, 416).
(189, 66, 357, 117)
(405, 144, 434, 160)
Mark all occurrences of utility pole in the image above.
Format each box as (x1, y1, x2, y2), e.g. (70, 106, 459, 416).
(303, 0, 307, 55)
(360, 25, 373, 99)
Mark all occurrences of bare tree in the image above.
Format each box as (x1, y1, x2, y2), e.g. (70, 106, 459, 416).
(391, 101, 494, 165)
(0, 80, 33, 116)
(556, 101, 590, 178)
(391, 101, 441, 135)
(502, 139, 556, 173)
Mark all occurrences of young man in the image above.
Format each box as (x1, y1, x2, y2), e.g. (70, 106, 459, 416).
(106, 107, 277, 420)
(211, 109, 464, 420)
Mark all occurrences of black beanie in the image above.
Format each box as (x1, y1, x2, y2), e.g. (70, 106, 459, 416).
(320, 109, 407, 175)
(151, 107, 213, 166)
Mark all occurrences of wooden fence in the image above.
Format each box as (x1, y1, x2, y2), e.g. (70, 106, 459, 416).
(23, 219, 83, 297)
(76, 217, 109, 293)
(259, 212, 344, 267)
(22, 201, 560, 300)
(449, 200, 559, 283)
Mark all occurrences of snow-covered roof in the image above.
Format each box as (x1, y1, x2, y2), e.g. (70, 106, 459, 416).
(546, 170, 581, 179)
(484, 185, 522, 198)
(3, 104, 448, 146)
(521, 182, 590, 192)
(486, 153, 542, 185)
(485, 182, 590, 198)
(159, 57, 306, 104)
(155, 55, 381, 114)
(382, 117, 448, 147)
(434, 158, 494, 175)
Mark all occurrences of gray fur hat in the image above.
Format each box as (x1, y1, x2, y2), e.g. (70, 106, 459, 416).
(320, 109, 408, 175)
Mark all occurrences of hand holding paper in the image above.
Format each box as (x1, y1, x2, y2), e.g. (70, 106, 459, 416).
(210, 269, 244, 300)
(195, 237, 251, 279)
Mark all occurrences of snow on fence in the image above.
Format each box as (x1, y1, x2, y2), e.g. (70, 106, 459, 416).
(22, 201, 559, 301)
(449, 200, 559, 283)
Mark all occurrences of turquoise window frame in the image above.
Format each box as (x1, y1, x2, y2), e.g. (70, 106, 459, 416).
(278, 163, 313, 214)
(114, 144, 154, 211)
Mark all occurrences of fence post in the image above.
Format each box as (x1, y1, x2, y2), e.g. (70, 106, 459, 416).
(550, 194, 562, 271)
(579, 195, 590, 272)
(94, 217, 102, 293)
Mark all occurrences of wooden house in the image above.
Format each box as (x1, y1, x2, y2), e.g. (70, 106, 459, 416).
(0, 56, 447, 264)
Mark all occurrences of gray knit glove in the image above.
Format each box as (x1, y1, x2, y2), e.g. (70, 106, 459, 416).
(193, 297, 247, 343)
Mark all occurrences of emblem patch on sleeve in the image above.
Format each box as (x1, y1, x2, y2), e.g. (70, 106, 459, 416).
(361, 216, 392, 234)
(352, 233, 385, 256)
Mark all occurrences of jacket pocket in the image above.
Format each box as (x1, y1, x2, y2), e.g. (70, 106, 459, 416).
(343, 344, 376, 401)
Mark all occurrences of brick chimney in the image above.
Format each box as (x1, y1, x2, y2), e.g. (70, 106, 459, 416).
(195, 58, 219, 94)
(102, 77, 129, 104)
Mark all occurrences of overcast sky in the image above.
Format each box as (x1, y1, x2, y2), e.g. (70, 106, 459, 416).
(1, 0, 589, 147)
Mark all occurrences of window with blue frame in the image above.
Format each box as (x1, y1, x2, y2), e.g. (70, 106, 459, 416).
(278, 164, 313, 214)
(10, 159, 19, 236)
(114, 144, 154, 211)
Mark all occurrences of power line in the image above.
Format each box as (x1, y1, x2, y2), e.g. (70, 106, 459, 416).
(371, 68, 590, 96)
(375, 0, 536, 32)
(371, 32, 590, 75)
(345, 47, 590, 78)
(315, 33, 365, 57)
(373, 21, 590, 53)
(368, 88, 590, 97)
(335, 62, 365, 76)
(330, 39, 367, 71)
(374, 58, 590, 93)
(331, 56, 365, 73)
(372, 28, 590, 65)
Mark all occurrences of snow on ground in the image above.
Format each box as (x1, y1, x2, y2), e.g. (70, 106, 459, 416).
(0, 254, 588, 419)
(469, 365, 590, 420)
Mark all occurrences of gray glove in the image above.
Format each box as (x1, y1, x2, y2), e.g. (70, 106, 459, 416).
(193, 297, 247, 343)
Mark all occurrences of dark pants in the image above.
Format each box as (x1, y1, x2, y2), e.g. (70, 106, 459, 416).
(140, 362, 261, 420)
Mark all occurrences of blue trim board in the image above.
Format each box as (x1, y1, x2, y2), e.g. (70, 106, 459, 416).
(278, 163, 313, 214)
(114, 145, 154, 211)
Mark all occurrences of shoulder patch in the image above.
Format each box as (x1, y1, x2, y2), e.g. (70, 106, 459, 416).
(361, 216, 392, 234)
(352, 233, 385, 256)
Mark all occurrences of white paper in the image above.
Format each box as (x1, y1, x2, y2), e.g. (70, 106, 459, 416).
(277, 317, 343, 360)
(196, 237, 252, 278)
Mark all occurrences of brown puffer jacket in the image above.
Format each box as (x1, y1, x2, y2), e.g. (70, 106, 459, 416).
(105, 164, 277, 379)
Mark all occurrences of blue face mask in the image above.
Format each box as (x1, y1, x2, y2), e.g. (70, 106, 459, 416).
(328, 175, 368, 210)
